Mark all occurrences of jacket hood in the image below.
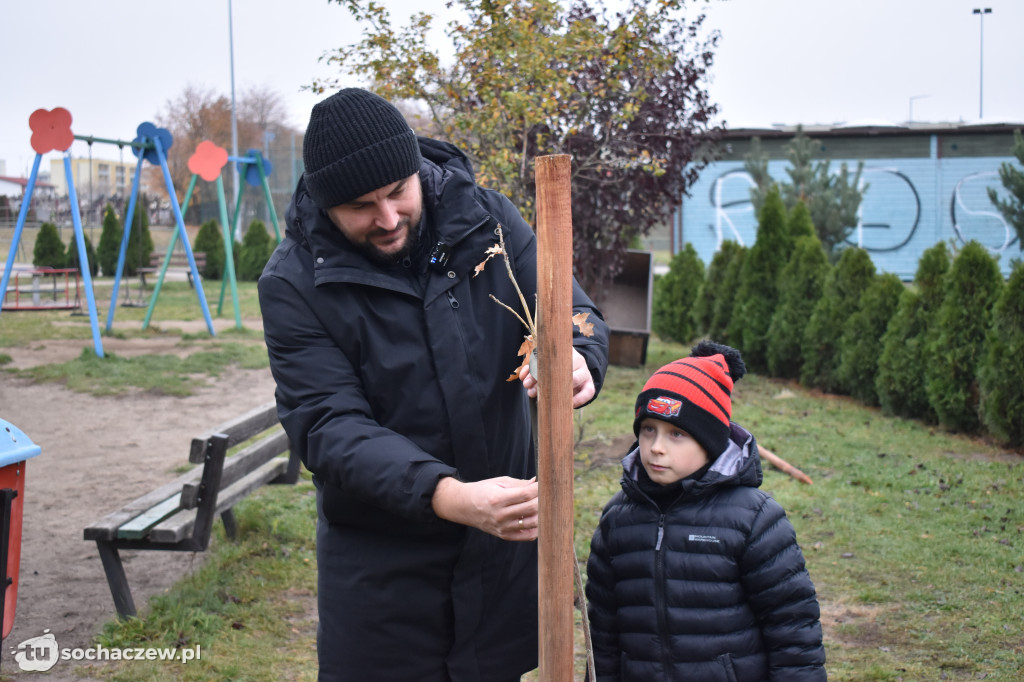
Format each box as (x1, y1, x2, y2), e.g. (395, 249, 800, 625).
(619, 422, 762, 505)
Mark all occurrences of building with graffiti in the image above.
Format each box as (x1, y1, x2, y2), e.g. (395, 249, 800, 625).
(674, 122, 1022, 279)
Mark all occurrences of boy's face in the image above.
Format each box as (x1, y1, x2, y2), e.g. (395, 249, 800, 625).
(638, 417, 710, 485)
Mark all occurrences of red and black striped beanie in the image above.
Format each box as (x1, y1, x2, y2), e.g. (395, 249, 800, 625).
(633, 341, 747, 459)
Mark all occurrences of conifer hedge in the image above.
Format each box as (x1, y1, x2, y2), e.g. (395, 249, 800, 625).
(979, 260, 1024, 446)
(735, 186, 791, 373)
(97, 204, 121, 277)
(32, 222, 65, 268)
(766, 234, 830, 379)
(652, 242, 705, 344)
(692, 240, 743, 339)
(194, 219, 226, 280)
(837, 272, 905, 405)
(925, 241, 1003, 433)
(800, 247, 875, 393)
(875, 242, 950, 420)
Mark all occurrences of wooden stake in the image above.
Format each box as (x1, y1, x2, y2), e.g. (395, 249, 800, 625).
(534, 154, 574, 682)
(759, 446, 814, 485)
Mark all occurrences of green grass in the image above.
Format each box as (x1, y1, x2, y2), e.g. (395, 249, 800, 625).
(6, 308, 1021, 680)
(2, 281, 269, 396)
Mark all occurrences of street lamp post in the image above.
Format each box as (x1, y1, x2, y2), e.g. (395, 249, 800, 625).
(972, 7, 992, 119)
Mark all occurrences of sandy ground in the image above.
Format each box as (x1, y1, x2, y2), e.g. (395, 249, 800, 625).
(0, 329, 279, 679)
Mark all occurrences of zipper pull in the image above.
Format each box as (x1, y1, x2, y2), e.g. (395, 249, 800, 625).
(447, 290, 459, 309)
(655, 516, 665, 551)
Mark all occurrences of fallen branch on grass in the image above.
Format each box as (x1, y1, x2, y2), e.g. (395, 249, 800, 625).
(758, 446, 813, 485)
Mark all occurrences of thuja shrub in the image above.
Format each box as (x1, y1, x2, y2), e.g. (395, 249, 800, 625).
(978, 260, 1024, 446)
(692, 240, 743, 339)
(876, 242, 951, 420)
(122, 200, 154, 276)
(652, 242, 705, 344)
(735, 186, 791, 373)
(97, 204, 121, 276)
(766, 234, 830, 379)
(32, 222, 65, 268)
(800, 246, 875, 393)
(787, 200, 815, 240)
(238, 220, 274, 281)
(64, 233, 99, 277)
(194, 219, 226, 280)
(715, 246, 748, 347)
(925, 241, 1003, 433)
(837, 273, 905, 405)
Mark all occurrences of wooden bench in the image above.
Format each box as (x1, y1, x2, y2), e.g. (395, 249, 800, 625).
(83, 401, 300, 618)
(138, 251, 207, 288)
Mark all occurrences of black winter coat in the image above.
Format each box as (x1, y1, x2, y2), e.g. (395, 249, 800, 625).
(586, 423, 826, 682)
(259, 137, 609, 681)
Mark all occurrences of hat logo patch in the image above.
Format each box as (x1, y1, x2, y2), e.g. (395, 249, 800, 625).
(647, 396, 682, 417)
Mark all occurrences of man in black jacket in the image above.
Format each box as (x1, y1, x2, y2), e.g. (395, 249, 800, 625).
(259, 88, 609, 681)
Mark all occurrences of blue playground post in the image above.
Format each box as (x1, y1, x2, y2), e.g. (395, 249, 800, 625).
(151, 135, 215, 336)
(62, 155, 104, 357)
(0, 154, 42, 319)
(104, 154, 146, 331)
(141, 174, 198, 330)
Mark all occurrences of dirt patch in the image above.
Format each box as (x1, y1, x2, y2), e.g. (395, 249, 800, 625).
(0, 352, 277, 679)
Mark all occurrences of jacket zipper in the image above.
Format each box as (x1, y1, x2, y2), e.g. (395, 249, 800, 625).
(654, 514, 674, 675)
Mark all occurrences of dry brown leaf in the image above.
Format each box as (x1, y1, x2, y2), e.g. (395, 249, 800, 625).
(506, 335, 536, 382)
(473, 244, 505, 278)
(572, 312, 595, 337)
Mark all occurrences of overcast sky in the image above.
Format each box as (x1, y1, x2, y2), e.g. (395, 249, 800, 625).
(2, 0, 1021, 178)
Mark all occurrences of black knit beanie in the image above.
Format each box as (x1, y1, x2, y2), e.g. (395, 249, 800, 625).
(633, 341, 747, 460)
(302, 88, 422, 209)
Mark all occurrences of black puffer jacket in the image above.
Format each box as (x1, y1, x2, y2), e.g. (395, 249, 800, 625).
(586, 423, 826, 681)
(259, 137, 609, 680)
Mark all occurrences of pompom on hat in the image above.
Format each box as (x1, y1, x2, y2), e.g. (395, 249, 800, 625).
(302, 88, 422, 209)
(633, 341, 747, 459)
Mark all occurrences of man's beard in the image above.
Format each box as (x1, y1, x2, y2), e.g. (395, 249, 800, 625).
(357, 216, 421, 266)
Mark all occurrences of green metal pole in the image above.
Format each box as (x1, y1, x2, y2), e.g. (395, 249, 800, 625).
(254, 154, 281, 243)
(142, 174, 197, 330)
(219, 164, 247, 315)
(216, 176, 242, 328)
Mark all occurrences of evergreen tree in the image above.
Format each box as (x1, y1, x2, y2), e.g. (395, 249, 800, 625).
(979, 260, 1024, 445)
(836, 273, 905, 404)
(121, 199, 154, 276)
(925, 241, 1003, 433)
(875, 242, 951, 420)
(766, 233, 830, 379)
(987, 129, 1024, 249)
(692, 240, 743, 338)
(734, 186, 791, 373)
(193, 219, 226, 280)
(745, 126, 866, 256)
(32, 222, 66, 268)
(652, 243, 705, 344)
(238, 220, 274, 280)
(97, 204, 121, 277)
(64, 233, 99, 277)
(715, 246, 747, 347)
(800, 247, 875, 393)
(787, 200, 816, 240)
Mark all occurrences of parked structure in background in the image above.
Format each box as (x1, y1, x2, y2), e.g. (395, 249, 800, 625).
(676, 121, 1023, 279)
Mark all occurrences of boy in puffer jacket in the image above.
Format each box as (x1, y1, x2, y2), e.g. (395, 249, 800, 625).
(585, 342, 826, 681)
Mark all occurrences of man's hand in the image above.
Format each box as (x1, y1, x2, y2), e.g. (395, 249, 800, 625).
(518, 347, 595, 408)
(431, 476, 538, 541)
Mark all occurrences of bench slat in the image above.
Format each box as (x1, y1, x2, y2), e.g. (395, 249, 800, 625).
(116, 494, 182, 540)
(84, 468, 203, 542)
(188, 401, 280, 464)
(148, 459, 288, 544)
(180, 430, 289, 509)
